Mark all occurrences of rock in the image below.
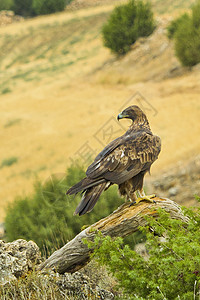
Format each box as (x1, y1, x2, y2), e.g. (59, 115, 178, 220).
(0, 10, 14, 17)
(147, 155, 200, 207)
(47, 270, 114, 299)
(0, 239, 42, 285)
(135, 242, 149, 260)
(168, 187, 178, 197)
(0, 239, 114, 298)
(192, 63, 200, 71)
(0, 223, 5, 239)
(0, 10, 24, 27)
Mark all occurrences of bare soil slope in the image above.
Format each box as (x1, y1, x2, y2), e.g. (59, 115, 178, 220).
(0, 2, 199, 222)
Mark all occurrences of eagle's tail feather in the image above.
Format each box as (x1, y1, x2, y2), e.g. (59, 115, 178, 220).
(74, 182, 107, 216)
(66, 177, 105, 195)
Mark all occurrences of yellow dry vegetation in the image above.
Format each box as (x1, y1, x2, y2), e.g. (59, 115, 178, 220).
(0, 2, 199, 222)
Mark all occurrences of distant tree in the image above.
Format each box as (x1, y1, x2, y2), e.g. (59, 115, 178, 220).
(13, 0, 34, 16)
(167, 13, 190, 39)
(102, 0, 155, 55)
(0, 0, 14, 10)
(192, 0, 200, 28)
(12, 0, 73, 16)
(175, 17, 200, 67)
(32, 0, 72, 15)
(168, 0, 200, 66)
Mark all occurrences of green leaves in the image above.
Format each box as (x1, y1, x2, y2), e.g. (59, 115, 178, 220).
(88, 203, 200, 299)
(12, 0, 73, 16)
(102, 0, 155, 55)
(32, 0, 68, 16)
(168, 0, 200, 66)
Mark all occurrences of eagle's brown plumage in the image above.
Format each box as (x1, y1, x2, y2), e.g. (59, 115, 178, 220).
(67, 105, 161, 216)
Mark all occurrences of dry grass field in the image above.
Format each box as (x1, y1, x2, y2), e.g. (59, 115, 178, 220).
(0, 1, 200, 222)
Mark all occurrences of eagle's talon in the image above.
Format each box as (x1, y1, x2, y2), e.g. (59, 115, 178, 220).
(129, 201, 136, 207)
(140, 194, 156, 203)
(129, 194, 156, 206)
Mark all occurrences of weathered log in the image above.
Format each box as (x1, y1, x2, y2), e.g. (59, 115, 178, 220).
(38, 197, 189, 274)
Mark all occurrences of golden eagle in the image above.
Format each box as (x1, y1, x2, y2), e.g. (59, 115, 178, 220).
(67, 105, 161, 215)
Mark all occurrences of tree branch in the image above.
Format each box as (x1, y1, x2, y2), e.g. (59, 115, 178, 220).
(38, 197, 189, 274)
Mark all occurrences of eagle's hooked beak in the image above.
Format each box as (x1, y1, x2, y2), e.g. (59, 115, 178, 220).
(117, 111, 128, 121)
(117, 113, 123, 121)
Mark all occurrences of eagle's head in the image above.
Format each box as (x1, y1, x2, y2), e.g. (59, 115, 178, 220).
(117, 105, 147, 122)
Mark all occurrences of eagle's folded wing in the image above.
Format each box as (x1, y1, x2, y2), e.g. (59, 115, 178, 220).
(86, 132, 161, 185)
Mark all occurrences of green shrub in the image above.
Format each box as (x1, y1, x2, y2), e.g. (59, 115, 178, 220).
(192, 0, 200, 29)
(0, 0, 14, 10)
(87, 199, 200, 299)
(175, 21, 200, 67)
(4, 118, 21, 128)
(5, 163, 123, 254)
(102, 0, 155, 55)
(134, 1, 155, 37)
(13, 0, 34, 16)
(32, 0, 71, 15)
(12, 0, 73, 16)
(1, 156, 18, 168)
(169, 0, 200, 66)
(167, 13, 190, 39)
(1, 87, 12, 94)
(175, 18, 200, 66)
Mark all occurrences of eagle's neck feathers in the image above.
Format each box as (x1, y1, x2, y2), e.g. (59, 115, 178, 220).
(128, 116, 151, 133)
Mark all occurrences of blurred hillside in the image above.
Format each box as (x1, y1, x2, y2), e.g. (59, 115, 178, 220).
(0, 0, 200, 222)
(66, 0, 196, 13)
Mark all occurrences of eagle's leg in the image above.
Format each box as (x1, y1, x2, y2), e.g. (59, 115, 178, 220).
(128, 192, 137, 202)
(119, 182, 137, 202)
(130, 189, 156, 205)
